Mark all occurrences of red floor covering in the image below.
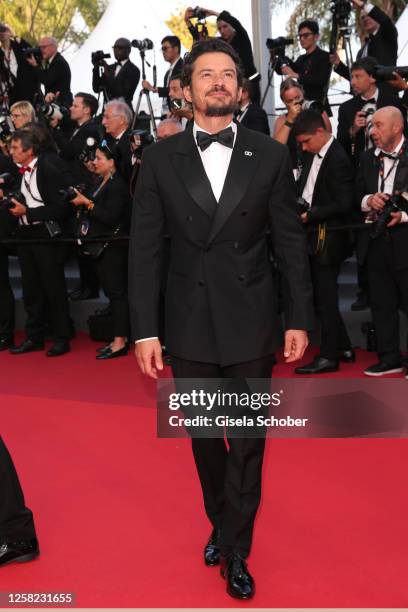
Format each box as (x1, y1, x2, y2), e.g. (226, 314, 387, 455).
(1, 334, 408, 608)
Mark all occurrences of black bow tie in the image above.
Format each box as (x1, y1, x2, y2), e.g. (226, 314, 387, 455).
(196, 127, 234, 152)
(361, 97, 376, 105)
(380, 151, 398, 160)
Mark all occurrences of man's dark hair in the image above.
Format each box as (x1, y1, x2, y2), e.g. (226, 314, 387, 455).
(242, 78, 254, 100)
(75, 92, 99, 117)
(292, 110, 326, 138)
(162, 35, 181, 53)
(11, 129, 41, 155)
(169, 73, 182, 83)
(351, 56, 378, 77)
(181, 38, 243, 87)
(298, 20, 319, 35)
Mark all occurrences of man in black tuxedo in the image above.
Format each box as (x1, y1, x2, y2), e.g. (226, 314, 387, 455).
(129, 39, 313, 599)
(355, 106, 408, 377)
(142, 36, 183, 115)
(235, 78, 269, 135)
(92, 38, 140, 109)
(331, 0, 398, 82)
(0, 24, 38, 104)
(291, 110, 354, 374)
(102, 99, 133, 184)
(7, 129, 72, 357)
(26, 37, 72, 108)
(0, 436, 39, 567)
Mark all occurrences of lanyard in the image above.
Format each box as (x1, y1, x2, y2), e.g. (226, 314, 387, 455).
(378, 147, 404, 192)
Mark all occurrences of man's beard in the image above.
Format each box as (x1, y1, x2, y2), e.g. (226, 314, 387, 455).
(205, 100, 237, 117)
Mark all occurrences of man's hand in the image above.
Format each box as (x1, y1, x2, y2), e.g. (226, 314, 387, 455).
(281, 66, 298, 78)
(367, 192, 389, 211)
(329, 52, 341, 67)
(351, 0, 365, 8)
(171, 106, 193, 121)
(142, 80, 156, 93)
(284, 330, 308, 363)
(26, 55, 38, 67)
(45, 92, 58, 103)
(300, 212, 308, 223)
(9, 199, 27, 217)
(135, 339, 163, 379)
(388, 72, 408, 91)
(352, 110, 367, 135)
(387, 211, 402, 227)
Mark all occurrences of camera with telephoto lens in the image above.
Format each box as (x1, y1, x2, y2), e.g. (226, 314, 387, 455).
(22, 46, 43, 64)
(91, 50, 111, 65)
(373, 65, 408, 82)
(129, 129, 154, 160)
(0, 187, 25, 211)
(330, 0, 352, 21)
(59, 184, 86, 202)
(36, 101, 69, 123)
(192, 6, 207, 19)
(131, 39, 154, 52)
(296, 196, 310, 215)
(79, 137, 98, 163)
(370, 191, 405, 239)
(266, 37, 294, 73)
(0, 110, 12, 143)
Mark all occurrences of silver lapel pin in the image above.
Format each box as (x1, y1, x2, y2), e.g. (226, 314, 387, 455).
(244, 151, 253, 157)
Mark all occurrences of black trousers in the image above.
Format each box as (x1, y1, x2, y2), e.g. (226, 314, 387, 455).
(171, 354, 274, 559)
(310, 259, 351, 360)
(0, 436, 36, 541)
(77, 251, 100, 294)
(367, 235, 408, 363)
(17, 225, 71, 342)
(0, 246, 15, 340)
(96, 245, 129, 337)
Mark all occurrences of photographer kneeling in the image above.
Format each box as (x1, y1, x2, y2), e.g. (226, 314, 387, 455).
(70, 141, 131, 359)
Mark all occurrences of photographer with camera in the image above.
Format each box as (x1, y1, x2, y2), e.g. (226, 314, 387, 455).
(142, 36, 183, 116)
(92, 38, 140, 109)
(0, 23, 38, 105)
(331, 0, 398, 82)
(26, 37, 72, 109)
(102, 99, 133, 184)
(184, 6, 211, 41)
(235, 78, 269, 135)
(281, 20, 331, 110)
(355, 107, 408, 377)
(290, 110, 354, 374)
(6, 129, 72, 357)
(70, 141, 131, 359)
(167, 73, 193, 127)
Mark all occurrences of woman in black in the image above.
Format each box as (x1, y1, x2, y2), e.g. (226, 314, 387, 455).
(71, 142, 131, 359)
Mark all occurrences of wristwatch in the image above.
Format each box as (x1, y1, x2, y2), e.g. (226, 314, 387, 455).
(284, 119, 294, 128)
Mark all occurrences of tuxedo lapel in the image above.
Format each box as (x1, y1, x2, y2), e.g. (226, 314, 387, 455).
(297, 154, 313, 195)
(311, 141, 335, 206)
(170, 127, 218, 218)
(395, 141, 408, 191)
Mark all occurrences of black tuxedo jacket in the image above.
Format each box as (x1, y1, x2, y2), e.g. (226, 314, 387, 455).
(106, 131, 133, 184)
(297, 139, 354, 264)
(238, 103, 270, 135)
(355, 143, 408, 268)
(289, 47, 331, 104)
(337, 86, 403, 163)
(86, 173, 131, 237)
(0, 152, 19, 239)
(36, 52, 72, 108)
(217, 11, 258, 80)
(129, 124, 314, 366)
(92, 59, 140, 107)
(58, 119, 103, 186)
(157, 57, 184, 100)
(0, 38, 39, 104)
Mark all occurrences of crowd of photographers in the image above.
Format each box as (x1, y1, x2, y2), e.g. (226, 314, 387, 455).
(1, 1, 408, 376)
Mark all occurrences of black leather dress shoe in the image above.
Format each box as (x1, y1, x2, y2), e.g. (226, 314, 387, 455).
(339, 349, 356, 363)
(10, 339, 44, 354)
(46, 341, 70, 357)
(96, 343, 112, 353)
(204, 528, 221, 566)
(96, 345, 128, 360)
(0, 337, 14, 352)
(69, 287, 99, 301)
(220, 553, 255, 599)
(295, 356, 339, 374)
(0, 537, 39, 567)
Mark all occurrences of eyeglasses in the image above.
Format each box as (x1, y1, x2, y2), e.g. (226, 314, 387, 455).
(298, 32, 314, 39)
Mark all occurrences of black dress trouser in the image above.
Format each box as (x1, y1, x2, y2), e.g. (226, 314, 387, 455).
(171, 353, 275, 559)
(0, 436, 36, 541)
(96, 244, 130, 337)
(0, 246, 15, 340)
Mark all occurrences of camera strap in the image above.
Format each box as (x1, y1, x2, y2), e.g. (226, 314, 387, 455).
(22, 162, 44, 204)
(378, 146, 404, 192)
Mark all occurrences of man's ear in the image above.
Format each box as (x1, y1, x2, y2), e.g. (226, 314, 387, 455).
(183, 85, 192, 104)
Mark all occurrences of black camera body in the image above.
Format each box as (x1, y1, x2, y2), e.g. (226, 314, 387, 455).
(22, 46, 43, 64)
(91, 50, 111, 65)
(36, 102, 69, 124)
(266, 37, 293, 74)
(302, 99, 325, 113)
(0, 111, 12, 143)
(373, 65, 408, 82)
(59, 184, 86, 202)
(79, 137, 98, 163)
(131, 39, 154, 52)
(330, 0, 352, 21)
(370, 192, 404, 238)
(296, 196, 310, 215)
(192, 6, 207, 20)
(0, 189, 25, 211)
(129, 129, 154, 159)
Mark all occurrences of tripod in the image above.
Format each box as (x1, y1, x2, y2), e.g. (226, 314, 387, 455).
(132, 49, 157, 138)
(260, 53, 280, 109)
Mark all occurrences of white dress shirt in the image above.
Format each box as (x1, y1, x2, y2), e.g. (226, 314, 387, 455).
(236, 103, 250, 123)
(114, 59, 128, 77)
(302, 135, 334, 206)
(19, 157, 44, 226)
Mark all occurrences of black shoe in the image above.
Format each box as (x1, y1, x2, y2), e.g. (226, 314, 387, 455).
(0, 537, 39, 567)
(364, 361, 403, 376)
(0, 337, 14, 352)
(220, 553, 255, 600)
(295, 356, 339, 374)
(204, 528, 221, 566)
(46, 341, 70, 357)
(351, 292, 369, 311)
(339, 349, 356, 363)
(96, 343, 112, 354)
(10, 339, 44, 354)
(69, 287, 99, 301)
(96, 345, 128, 360)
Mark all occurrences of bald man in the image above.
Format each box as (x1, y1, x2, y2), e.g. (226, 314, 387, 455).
(26, 36, 72, 107)
(356, 106, 408, 377)
(156, 118, 183, 141)
(92, 37, 140, 108)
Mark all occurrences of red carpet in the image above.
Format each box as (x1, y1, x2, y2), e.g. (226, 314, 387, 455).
(1, 334, 408, 608)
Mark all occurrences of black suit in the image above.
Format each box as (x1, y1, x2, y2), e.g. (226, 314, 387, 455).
(92, 59, 140, 108)
(355, 142, 408, 363)
(106, 131, 133, 184)
(236, 103, 269, 135)
(58, 119, 103, 187)
(129, 124, 313, 556)
(35, 52, 72, 108)
(0, 437, 36, 542)
(335, 6, 398, 81)
(289, 47, 331, 105)
(0, 38, 39, 104)
(297, 138, 353, 359)
(156, 57, 184, 103)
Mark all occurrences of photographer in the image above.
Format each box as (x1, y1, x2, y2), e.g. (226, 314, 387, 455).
(167, 73, 193, 127)
(184, 7, 210, 41)
(331, 0, 398, 82)
(70, 142, 131, 359)
(355, 107, 408, 377)
(0, 23, 38, 104)
(92, 38, 140, 108)
(26, 37, 72, 109)
(10, 100, 36, 129)
(235, 78, 269, 135)
(291, 110, 354, 374)
(281, 20, 331, 109)
(102, 99, 133, 183)
(142, 36, 183, 115)
(7, 129, 72, 357)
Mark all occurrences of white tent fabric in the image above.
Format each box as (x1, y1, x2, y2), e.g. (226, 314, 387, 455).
(396, 6, 408, 65)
